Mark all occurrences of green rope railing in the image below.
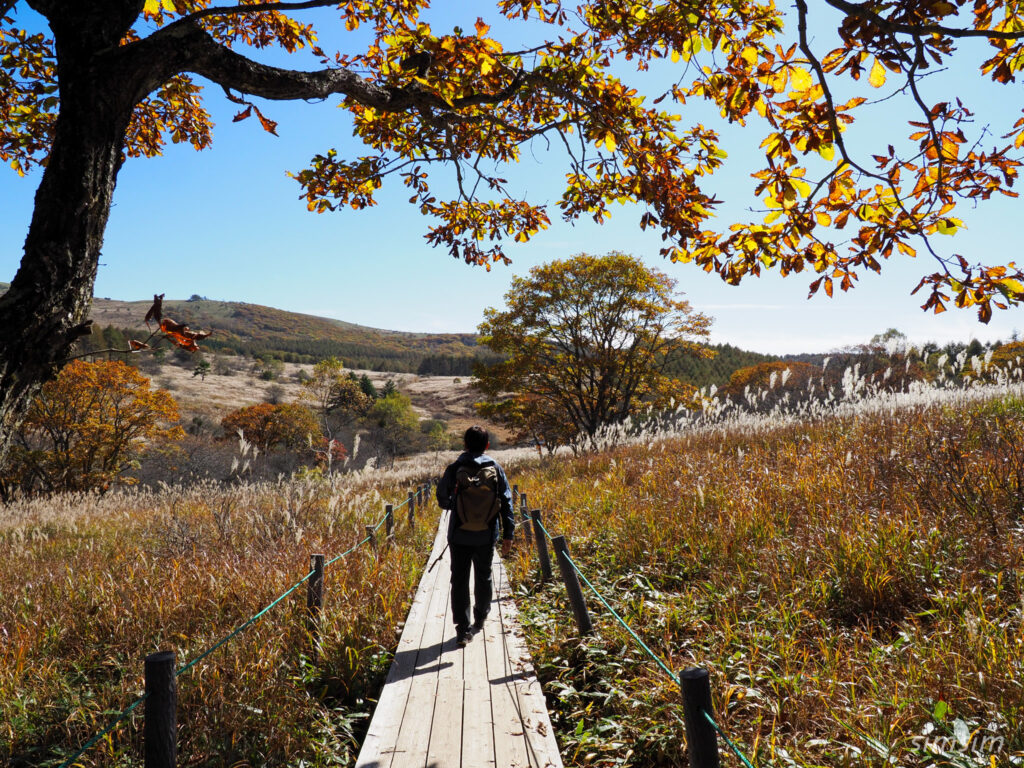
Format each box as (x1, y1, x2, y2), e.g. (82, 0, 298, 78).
(56, 694, 147, 768)
(55, 485, 426, 768)
(174, 567, 316, 679)
(561, 551, 681, 685)
(326, 533, 373, 566)
(704, 710, 757, 768)
(520, 490, 757, 767)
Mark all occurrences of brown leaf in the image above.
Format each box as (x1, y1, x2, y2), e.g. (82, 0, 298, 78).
(254, 106, 278, 136)
(128, 339, 150, 351)
(144, 293, 164, 326)
(233, 105, 253, 122)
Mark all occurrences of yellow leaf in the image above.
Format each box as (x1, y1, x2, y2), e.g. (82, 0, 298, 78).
(1000, 278, 1024, 294)
(869, 58, 886, 88)
(161, 0, 175, 10)
(603, 133, 617, 152)
(143, 0, 161, 14)
(741, 46, 758, 66)
(789, 66, 813, 92)
(671, 49, 680, 63)
(817, 143, 835, 161)
(481, 57, 494, 76)
(896, 240, 916, 257)
(816, 212, 832, 226)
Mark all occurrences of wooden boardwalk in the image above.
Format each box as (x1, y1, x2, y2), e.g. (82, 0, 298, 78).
(356, 512, 563, 768)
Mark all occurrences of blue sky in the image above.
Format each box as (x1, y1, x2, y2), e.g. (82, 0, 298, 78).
(1, 3, 1021, 355)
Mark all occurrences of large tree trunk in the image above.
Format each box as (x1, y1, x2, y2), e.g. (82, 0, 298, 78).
(0, 16, 134, 468)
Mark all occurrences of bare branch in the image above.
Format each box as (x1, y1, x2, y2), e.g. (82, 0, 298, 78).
(823, 0, 1024, 41)
(0, 1, 19, 22)
(171, 0, 338, 26)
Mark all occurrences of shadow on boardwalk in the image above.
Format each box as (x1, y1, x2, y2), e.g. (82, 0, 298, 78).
(355, 512, 563, 768)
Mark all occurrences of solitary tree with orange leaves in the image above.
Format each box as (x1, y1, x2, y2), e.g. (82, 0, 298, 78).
(3, 360, 183, 496)
(220, 402, 321, 453)
(475, 252, 712, 445)
(3, 1, 1024, 466)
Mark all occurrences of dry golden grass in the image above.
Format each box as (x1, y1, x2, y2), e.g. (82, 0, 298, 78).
(1, 473, 439, 767)
(506, 397, 1024, 767)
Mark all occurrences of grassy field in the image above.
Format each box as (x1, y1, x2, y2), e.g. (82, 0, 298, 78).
(4, 378, 1024, 767)
(505, 394, 1024, 766)
(1, 472, 439, 767)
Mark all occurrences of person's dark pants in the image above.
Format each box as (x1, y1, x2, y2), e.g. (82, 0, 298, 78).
(450, 541, 495, 631)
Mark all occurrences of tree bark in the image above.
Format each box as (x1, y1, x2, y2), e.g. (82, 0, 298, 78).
(0, 5, 136, 466)
(0, 1, 529, 469)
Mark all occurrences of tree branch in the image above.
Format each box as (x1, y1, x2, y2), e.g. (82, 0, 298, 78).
(126, 19, 538, 121)
(171, 0, 337, 25)
(823, 0, 1024, 41)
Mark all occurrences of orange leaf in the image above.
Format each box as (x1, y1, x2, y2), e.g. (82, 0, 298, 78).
(159, 318, 212, 352)
(254, 106, 279, 136)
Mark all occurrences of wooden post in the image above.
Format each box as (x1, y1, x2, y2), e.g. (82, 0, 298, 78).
(530, 509, 553, 582)
(408, 491, 416, 520)
(144, 650, 177, 768)
(416, 485, 423, 509)
(512, 484, 519, 507)
(307, 553, 324, 658)
(385, 504, 395, 541)
(552, 534, 592, 635)
(366, 525, 377, 553)
(520, 492, 528, 516)
(680, 667, 721, 768)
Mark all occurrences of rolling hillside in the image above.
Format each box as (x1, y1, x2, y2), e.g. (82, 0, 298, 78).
(84, 294, 494, 373)
(1, 283, 776, 383)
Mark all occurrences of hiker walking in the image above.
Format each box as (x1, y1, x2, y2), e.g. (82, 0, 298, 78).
(436, 425, 514, 647)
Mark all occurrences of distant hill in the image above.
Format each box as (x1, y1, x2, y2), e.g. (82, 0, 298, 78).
(83, 295, 496, 374)
(1, 284, 777, 379)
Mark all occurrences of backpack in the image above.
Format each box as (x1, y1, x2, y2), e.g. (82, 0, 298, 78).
(454, 462, 500, 532)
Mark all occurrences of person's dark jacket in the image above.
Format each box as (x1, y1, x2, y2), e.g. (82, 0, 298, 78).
(436, 451, 514, 545)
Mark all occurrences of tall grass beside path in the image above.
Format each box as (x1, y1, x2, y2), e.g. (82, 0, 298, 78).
(1, 475, 439, 767)
(506, 399, 1024, 767)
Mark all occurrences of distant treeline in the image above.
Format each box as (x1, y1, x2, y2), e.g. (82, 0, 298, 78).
(665, 343, 778, 388)
(74, 324, 501, 375)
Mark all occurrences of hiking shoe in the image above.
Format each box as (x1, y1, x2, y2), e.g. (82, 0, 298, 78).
(456, 629, 472, 647)
(472, 618, 485, 633)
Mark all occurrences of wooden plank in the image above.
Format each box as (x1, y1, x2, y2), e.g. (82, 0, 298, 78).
(389, 522, 452, 768)
(356, 513, 449, 768)
(484, 558, 532, 768)
(494, 560, 564, 768)
(426, 677, 464, 767)
(462, 590, 496, 768)
(359, 513, 562, 768)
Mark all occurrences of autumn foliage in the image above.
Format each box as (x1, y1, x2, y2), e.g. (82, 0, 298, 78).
(8, 0, 1024, 471)
(2, 360, 183, 496)
(220, 402, 322, 453)
(475, 253, 711, 445)
(721, 360, 819, 402)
